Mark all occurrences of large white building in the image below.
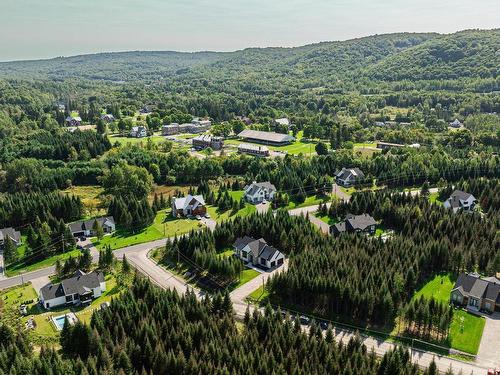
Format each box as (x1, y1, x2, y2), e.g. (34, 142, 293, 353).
(39, 270, 106, 309)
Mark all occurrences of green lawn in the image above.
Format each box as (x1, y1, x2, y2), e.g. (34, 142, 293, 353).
(229, 268, 261, 291)
(247, 284, 269, 302)
(93, 210, 202, 250)
(429, 192, 443, 205)
(206, 200, 256, 222)
(315, 214, 337, 225)
(285, 194, 330, 210)
(108, 133, 167, 147)
(413, 273, 455, 304)
(448, 309, 485, 354)
(6, 249, 82, 277)
(224, 138, 319, 156)
(216, 248, 234, 259)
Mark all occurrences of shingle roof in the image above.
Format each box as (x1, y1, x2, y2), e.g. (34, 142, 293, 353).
(452, 273, 500, 302)
(68, 217, 115, 234)
(62, 271, 104, 295)
(244, 182, 277, 196)
(40, 283, 65, 300)
(336, 168, 365, 181)
(0, 227, 21, 243)
(234, 237, 281, 261)
(238, 129, 294, 143)
(238, 143, 269, 152)
(469, 279, 489, 299)
(174, 195, 205, 210)
(346, 214, 376, 231)
(234, 236, 255, 251)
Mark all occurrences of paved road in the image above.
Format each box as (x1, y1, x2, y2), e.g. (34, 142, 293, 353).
(288, 203, 331, 234)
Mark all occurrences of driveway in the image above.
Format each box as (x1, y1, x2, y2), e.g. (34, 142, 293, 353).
(255, 202, 270, 214)
(332, 183, 351, 202)
(476, 312, 500, 368)
(30, 275, 51, 295)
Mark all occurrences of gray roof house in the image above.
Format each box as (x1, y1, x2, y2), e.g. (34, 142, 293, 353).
(0, 227, 22, 249)
(233, 236, 284, 270)
(68, 217, 115, 238)
(130, 126, 147, 138)
(335, 168, 365, 187)
(330, 214, 377, 235)
(443, 190, 477, 213)
(39, 270, 106, 309)
(243, 182, 277, 204)
(450, 273, 500, 313)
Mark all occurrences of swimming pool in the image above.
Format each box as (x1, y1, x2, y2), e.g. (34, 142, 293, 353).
(52, 313, 78, 331)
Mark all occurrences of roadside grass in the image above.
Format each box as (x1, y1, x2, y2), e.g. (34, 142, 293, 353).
(448, 309, 485, 354)
(247, 284, 269, 303)
(228, 268, 261, 291)
(93, 210, 202, 250)
(285, 194, 330, 210)
(315, 214, 337, 225)
(412, 273, 455, 304)
(6, 249, 82, 277)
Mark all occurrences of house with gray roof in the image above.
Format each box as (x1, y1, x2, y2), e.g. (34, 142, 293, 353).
(443, 190, 477, 213)
(450, 273, 500, 313)
(68, 216, 115, 238)
(335, 168, 365, 187)
(243, 181, 277, 204)
(130, 125, 147, 138)
(172, 195, 206, 217)
(0, 227, 22, 249)
(330, 214, 377, 235)
(65, 116, 82, 127)
(39, 270, 106, 309)
(238, 129, 295, 146)
(233, 236, 284, 270)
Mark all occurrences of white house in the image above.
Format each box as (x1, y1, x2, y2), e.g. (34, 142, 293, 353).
(39, 270, 106, 309)
(233, 236, 285, 270)
(68, 217, 116, 238)
(243, 182, 277, 204)
(274, 118, 290, 127)
(130, 126, 147, 138)
(172, 195, 206, 217)
(443, 190, 477, 213)
(335, 168, 365, 187)
(449, 119, 463, 128)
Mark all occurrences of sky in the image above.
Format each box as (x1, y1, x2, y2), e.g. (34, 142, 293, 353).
(1, 0, 499, 62)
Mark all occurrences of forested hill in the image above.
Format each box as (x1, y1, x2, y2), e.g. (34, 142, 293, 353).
(0, 29, 498, 87)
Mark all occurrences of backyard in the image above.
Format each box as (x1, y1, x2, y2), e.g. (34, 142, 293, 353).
(93, 209, 202, 250)
(406, 272, 485, 355)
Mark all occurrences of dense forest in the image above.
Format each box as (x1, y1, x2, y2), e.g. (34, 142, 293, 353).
(0, 278, 442, 375)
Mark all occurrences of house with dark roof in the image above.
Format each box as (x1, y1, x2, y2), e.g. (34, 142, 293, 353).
(39, 270, 106, 309)
(233, 236, 284, 270)
(238, 129, 295, 146)
(443, 190, 477, 213)
(335, 168, 365, 187)
(68, 217, 115, 238)
(130, 125, 147, 138)
(330, 214, 377, 235)
(172, 195, 206, 217)
(450, 273, 500, 313)
(243, 181, 277, 204)
(65, 116, 82, 127)
(0, 227, 22, 249)
(100, 114, 115, 122)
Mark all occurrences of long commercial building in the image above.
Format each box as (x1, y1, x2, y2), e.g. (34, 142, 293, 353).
(238, 143, 270, 157)
(192, 134, 224, 150)
(162, 119, 212, 136)
(237, 129, 294, 146)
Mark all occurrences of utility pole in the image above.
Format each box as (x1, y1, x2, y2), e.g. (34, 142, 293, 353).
(61, 234, 65, 253)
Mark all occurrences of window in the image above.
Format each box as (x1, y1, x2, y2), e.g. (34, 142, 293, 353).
(260, 258, 266, 265)
(65, 295, 73, 302)
(241, 252, 247, 259)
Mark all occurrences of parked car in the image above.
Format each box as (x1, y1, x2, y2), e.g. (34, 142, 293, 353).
(205, 213, 211, 219)
(299, 315, 310, 325)
(79, 236, 86, 242)
(195, 215, 202, 220)
(319, 320, 329, 330)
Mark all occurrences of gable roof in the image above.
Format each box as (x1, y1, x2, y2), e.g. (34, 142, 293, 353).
(40, 270, 105, 300)
(68, 216, 115, 234)
(234, 237, 282, 261)
(174, 195, 205, 210)
(346, 214, 377, 231)
(336, 168, 365, 181)
(452, 273, 500, 302)
(447, 190, 476, 209)
(244, 181, 277, 196)
(0, 227, 21, 243)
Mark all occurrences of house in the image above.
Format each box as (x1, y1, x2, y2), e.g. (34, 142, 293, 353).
(377, 141, 405, 150)
(274, 118, 290, 127)
(238, 143, 270, 157)
(374, 121, 386, 127)
(0, 227, 22, 249)
(192, 134, 224, 150)
(192, 118, 212, 129)
(335, 168, 365, 187)
(130, 126, 147, 138)
(68, 217, 116, 238)
(233, 236, 284, 270)
(450, 273, 500, 313)
(172, 195, 206, 217)
(39, 270, 106, 309)
(243, 181, 277, 204)
(449, 119, 463, 128)
(238, 129, 295, 146)
(443, 190, 477, 213)
(65, 116, 82, 127)
(100, 114, 115, 122)
(330, 214, 376, 235)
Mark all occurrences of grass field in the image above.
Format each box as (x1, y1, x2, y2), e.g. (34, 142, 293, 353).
(206, 191, 257, 221)
(224, 138, 319, 156)
(6, 249, 82, 277)
(108, 134, 167, 147)
(409, 272, 485, 354)
(413, 273, 455, 304)
(448, 309, 485, 354)
(285, 194, 330, 210)
(229, 268, 261, 291)
(93, 210, 202, 250)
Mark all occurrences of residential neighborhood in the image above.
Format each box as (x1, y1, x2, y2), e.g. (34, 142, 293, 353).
(329, 213, 377, 235)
